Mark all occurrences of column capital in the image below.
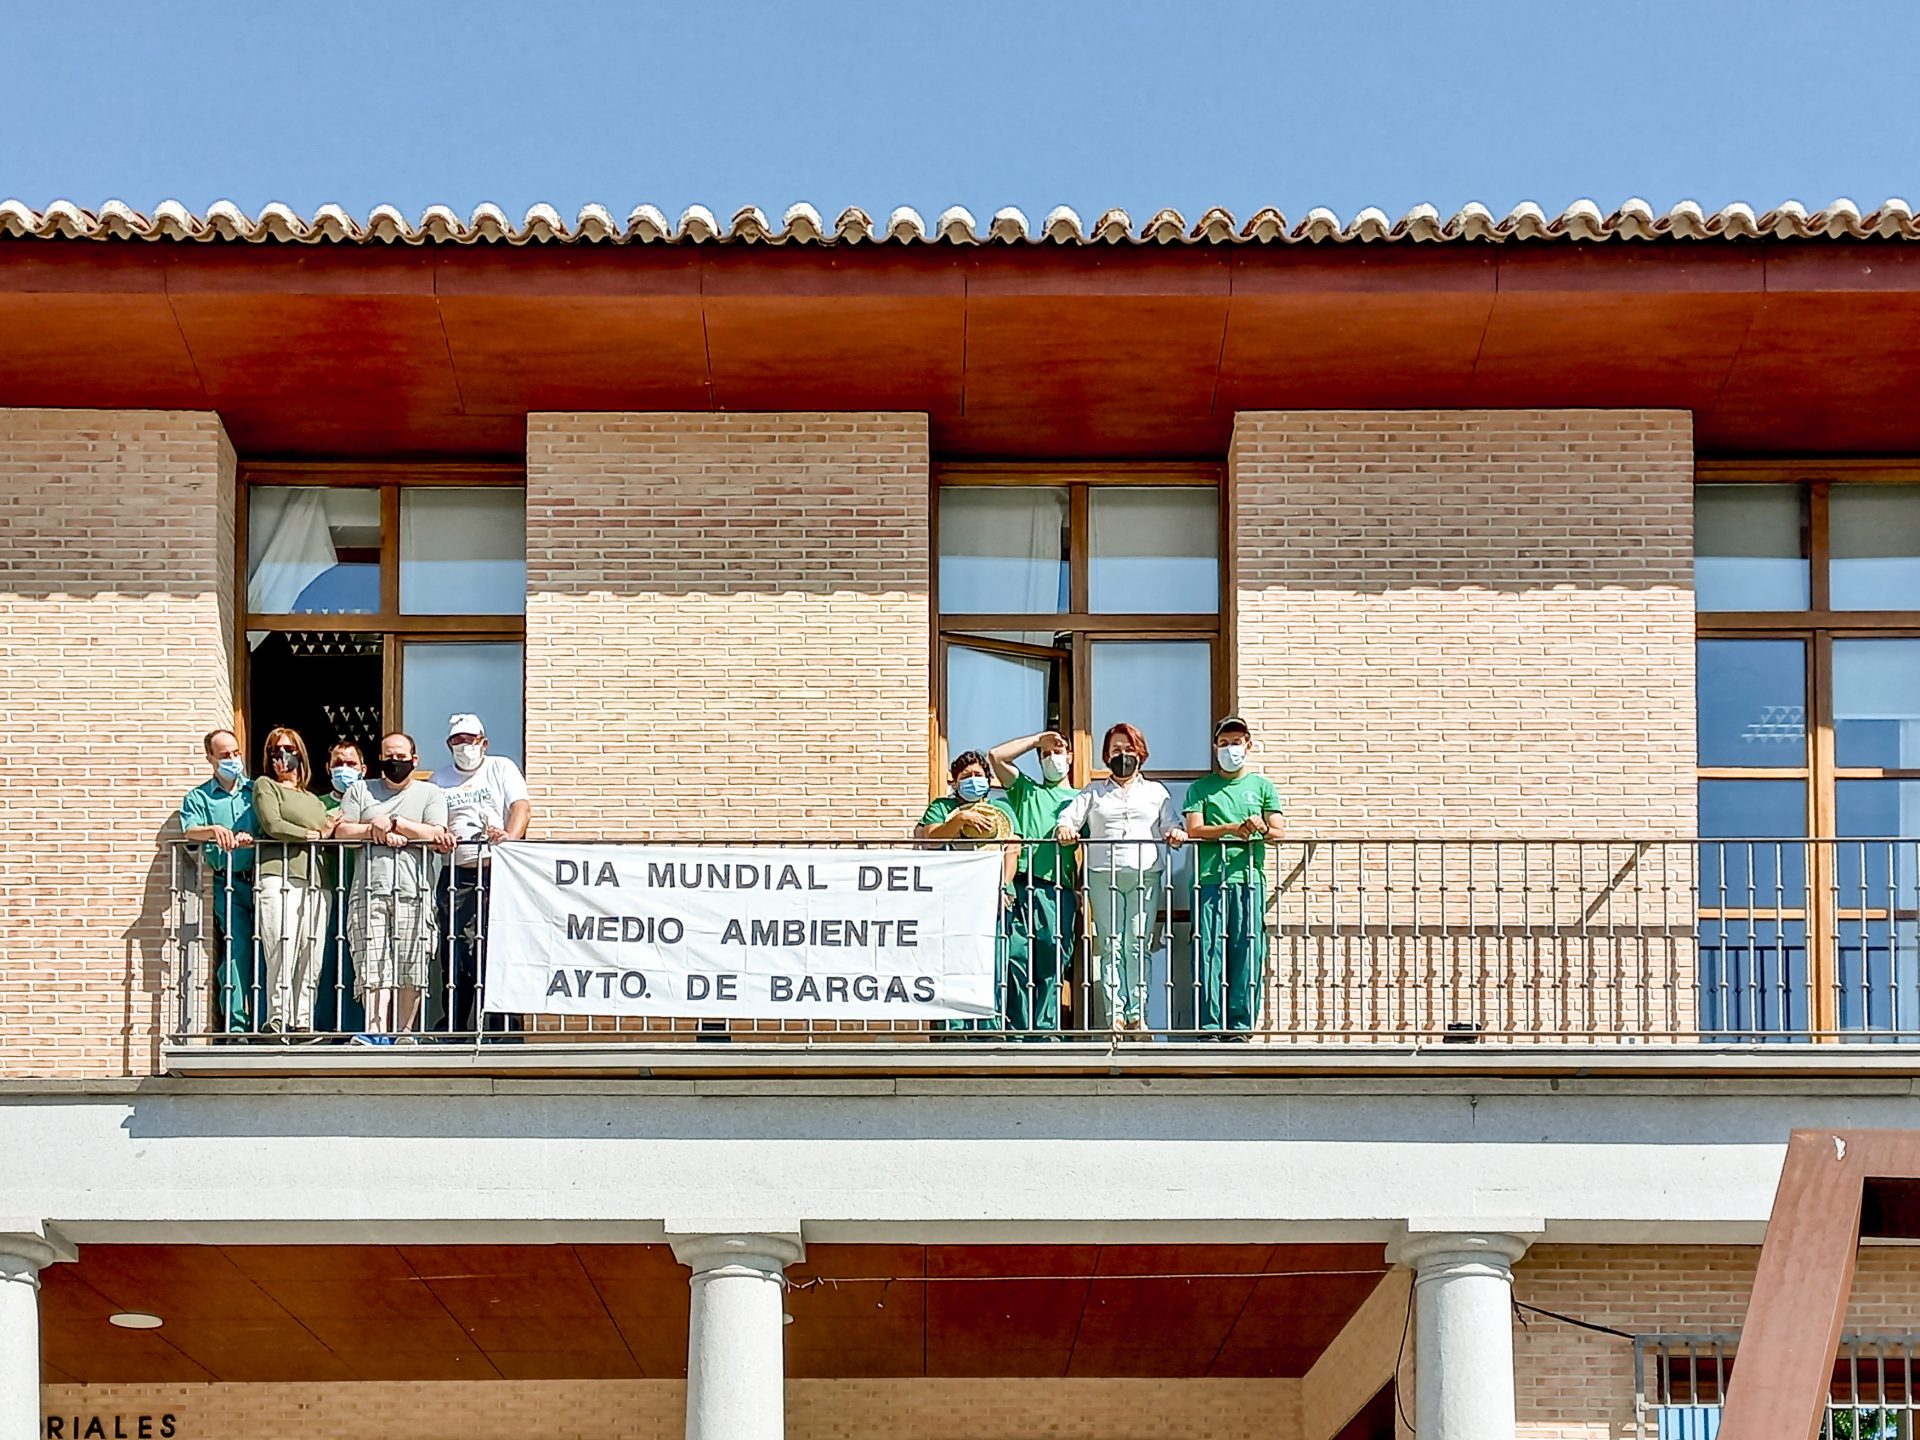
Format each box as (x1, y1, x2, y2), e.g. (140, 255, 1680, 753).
(0, 1221, 75, 1276)
(668, 1230, 805, 1276)
(1386, 1223, 1538, 1273)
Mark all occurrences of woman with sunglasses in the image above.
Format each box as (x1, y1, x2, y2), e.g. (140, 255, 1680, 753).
(250, 727, 338, 1039)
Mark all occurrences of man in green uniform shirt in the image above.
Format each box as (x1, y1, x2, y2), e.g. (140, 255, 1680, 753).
(989, 730, 1081, 1036)
(1182, 717, 1285, 1036)
(918, 750, 1017, 1033)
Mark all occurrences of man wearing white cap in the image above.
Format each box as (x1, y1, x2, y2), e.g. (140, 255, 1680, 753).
(430, 713, 531, 1035)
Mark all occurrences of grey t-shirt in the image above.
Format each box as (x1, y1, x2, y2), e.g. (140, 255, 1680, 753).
(341, 778, 448, 898)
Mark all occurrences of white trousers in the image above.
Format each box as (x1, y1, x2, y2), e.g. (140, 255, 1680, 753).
(256, 874, 328, 1031)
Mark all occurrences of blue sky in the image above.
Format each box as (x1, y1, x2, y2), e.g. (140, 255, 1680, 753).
(4, 0, 1916, 224)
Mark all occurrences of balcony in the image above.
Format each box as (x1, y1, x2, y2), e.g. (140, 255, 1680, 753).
(159, 836, 1920, 1074)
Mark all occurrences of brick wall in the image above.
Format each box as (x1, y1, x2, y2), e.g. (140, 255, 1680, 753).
(1513, 1242, 1920, 1439)
(524, 414, 931, 840)
(1229, 410, 1695, 836)
(0, 409, 235, 1078)
(39, 1377, 1303, 1440)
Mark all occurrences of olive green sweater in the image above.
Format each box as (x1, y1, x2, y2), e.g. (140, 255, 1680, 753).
(251, 777, 335, 886)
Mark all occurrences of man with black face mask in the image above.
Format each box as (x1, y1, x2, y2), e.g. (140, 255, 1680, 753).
(331, 732, 453, 1044)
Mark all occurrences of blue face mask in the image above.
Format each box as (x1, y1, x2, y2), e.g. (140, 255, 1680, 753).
(955, 775, 991, 803)
(331, 766, 362, 793)
(216, 757, 246, 783)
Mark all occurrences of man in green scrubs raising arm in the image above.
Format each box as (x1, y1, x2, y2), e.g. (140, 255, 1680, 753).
(1182, 717, 1285, 1037)
(989, 730, 1081, 1036)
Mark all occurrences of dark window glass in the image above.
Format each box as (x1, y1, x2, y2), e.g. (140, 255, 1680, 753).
(1696, 639, 1806, 767)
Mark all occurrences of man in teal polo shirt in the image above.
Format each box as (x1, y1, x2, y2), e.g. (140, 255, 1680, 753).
(989, 729, 1081, 1036)
(179, 727, 258, 1035)
(1182, 717, 1285, 1036)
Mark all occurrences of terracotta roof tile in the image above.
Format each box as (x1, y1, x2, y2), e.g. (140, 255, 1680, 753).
(1, 198, 1916, 245)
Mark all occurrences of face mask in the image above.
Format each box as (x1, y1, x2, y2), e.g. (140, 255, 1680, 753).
(1107, 753, 1140, 779)
(1039, 752, 1070, 783)
(216, 757, 245, 783)
(1216, 743, 1248, 772)
(379, 757, 415, 784)
(955, 775, 991, 803)
(331, 767, 363, 793)
(450, 743, 484, 772)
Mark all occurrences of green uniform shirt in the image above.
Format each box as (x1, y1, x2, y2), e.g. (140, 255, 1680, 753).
(918, 794, 1015, 834)
(179, 777, 257, 873)
(1000, 773, 1081, 883)
(1183, 770, 1285, 886)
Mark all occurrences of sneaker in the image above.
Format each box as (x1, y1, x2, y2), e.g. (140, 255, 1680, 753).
(394, 1033, 422, 1046)
(349, 1033, 394, 1047)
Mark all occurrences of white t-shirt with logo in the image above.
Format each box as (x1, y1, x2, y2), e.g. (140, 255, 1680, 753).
(429, 755, 530, 866)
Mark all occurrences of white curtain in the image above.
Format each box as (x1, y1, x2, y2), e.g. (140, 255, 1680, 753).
(939, 488, 1065, 645)
(1087, 487, 1217, 613)
(946, 647, 1049, 770)
(246, 489, 337, 648)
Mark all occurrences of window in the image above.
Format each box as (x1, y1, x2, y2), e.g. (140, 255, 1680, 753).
(1696, 463, 1920, 1037)
(241, 465, 527, 773)
(935, 466, 1224, 788)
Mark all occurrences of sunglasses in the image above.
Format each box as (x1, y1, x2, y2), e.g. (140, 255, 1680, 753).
(269, 747, 300, 760)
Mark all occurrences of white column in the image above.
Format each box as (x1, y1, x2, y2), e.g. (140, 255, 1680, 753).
(1386, 1228, 1535, 1440)
(0, 1224, 74, 1440)
(670, 1231, 804, 1440)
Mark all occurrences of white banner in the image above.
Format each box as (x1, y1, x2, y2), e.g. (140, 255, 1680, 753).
(484, 843, 1002, 1020)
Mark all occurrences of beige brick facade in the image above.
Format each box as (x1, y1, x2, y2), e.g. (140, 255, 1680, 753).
(524, 414, 931, 840)
(1513, 1242, 1920, 1439)
(40, 1377, 1303, 1440)
(0, 409, 236, 1079)
(1229, 410, 1696, 836)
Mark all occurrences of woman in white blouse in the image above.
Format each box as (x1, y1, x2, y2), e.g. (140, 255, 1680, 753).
(1056, 723, 1187, 1033)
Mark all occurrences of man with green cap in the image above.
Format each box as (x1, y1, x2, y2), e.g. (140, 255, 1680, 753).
(988, 729, 1081, 1035)
(1182, 716, 1285, 1035)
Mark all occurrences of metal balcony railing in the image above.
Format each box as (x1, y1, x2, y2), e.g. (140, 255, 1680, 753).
(159, 836, 1920, 1047)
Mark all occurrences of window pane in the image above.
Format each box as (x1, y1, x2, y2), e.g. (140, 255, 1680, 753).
(402, 641, 525, 770)
(247, 487, 381, 616)
(1699, 779, 1806, 838)
(1835, 783, 1920, 940)
(1693, 485, 1807, 612)
(1088, 487, 1219, 614)
(937, 487, 1068, 614)
(1834, 639, 1920, 768)
(1698, 778, 1806, 906)
(1696, 639, 1805, 767)
(399, 488, 527, 616)
(246, 631, 384, 783)
(1091, 641, 1211, 773)
(945, 642, 1065, 781)
(1831, 483, 1920, 610)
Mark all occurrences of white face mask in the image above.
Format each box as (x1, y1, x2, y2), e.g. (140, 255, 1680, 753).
(1216, 743, 1248, 772)
(1039, 752, 1070, 783)
(451, 743, 484, 772)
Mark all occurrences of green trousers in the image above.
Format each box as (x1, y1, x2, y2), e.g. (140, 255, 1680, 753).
(209, 871, 255, 1033)
(1196, 882, 1266, 1033)
(1003, 875, 1077, 1035)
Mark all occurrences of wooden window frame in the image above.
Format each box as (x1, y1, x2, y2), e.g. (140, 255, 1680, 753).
(235, 461, 527, 748)
(931, 462, 1229, 796)
(1696, 458, 1920, 1033)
